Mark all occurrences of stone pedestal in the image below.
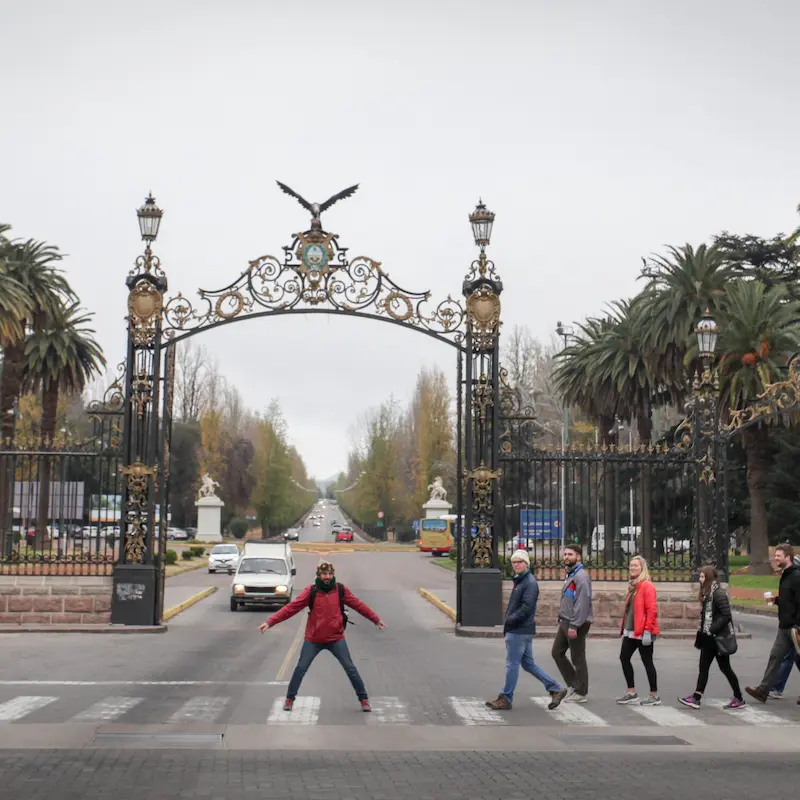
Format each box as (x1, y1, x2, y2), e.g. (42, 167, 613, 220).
(195, 495, 224, 542)
(422, 497, 452, 519)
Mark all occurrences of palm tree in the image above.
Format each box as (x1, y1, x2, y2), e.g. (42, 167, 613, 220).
(0, 227, 32, 357)
(639, 243, 733, 403)
(711, 281, 800, 573)
(21, 303, 106, 541)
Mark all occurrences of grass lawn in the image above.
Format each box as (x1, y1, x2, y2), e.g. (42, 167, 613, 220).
(730, 596, 778, 613)
(729, 574, 779, 591)
(432, 558, 457, 572)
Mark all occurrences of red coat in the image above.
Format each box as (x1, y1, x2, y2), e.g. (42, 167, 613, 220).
(266, 583, 380, 643)
(620, 580, 660, 637)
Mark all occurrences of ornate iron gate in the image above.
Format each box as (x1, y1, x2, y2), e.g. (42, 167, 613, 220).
(114, 189, 509, 627)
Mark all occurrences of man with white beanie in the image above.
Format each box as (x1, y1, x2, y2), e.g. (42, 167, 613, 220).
(485, 549, 568, 711)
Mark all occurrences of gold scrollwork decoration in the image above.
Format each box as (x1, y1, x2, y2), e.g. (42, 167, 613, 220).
(120, 459, 157, 510)
(473, 373, 493, 425)
(727, 354, 800, 432)
(128, 280, 163, 346)
(471, 521, 493, 568)
(384, 291, 414, 321)
(466, 285, 501, 351)
(215, 290, 246, 320)
(465, 462, 502, 515)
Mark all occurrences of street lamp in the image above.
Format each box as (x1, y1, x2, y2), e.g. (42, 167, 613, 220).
(137, 194, 163, 243)
(691, 309, 723, 580)
(469, 199, 495, 249)
(555, 321, 576, 549)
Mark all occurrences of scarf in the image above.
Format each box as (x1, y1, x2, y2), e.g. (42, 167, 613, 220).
(314, 576, 336, 593)
(700, 581, 719, 634)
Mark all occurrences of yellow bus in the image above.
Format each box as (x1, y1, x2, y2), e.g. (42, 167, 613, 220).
(418, 518, 452, 556)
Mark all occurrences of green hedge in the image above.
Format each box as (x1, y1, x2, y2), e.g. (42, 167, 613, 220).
(181, 550, 193, 561)
(165, 550, 178, 565)
(229, 518, 248, 540)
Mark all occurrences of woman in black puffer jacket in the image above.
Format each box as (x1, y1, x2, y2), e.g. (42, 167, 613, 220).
(678, 565, 745, 710)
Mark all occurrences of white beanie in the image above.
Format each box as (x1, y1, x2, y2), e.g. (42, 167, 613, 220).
(510, 549, 530, 567)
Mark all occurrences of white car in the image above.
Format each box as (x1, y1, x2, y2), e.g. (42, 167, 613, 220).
(230, 542, 296, 611)
(208, 543, 240, 573)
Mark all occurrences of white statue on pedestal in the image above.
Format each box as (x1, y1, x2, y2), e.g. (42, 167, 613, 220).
(198, 473, 220, 498)
(427, 476, 447, 502)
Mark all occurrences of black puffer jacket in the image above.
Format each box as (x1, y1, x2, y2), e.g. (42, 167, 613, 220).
(695, 586, 732, 648)
(775, 562, 800, 629)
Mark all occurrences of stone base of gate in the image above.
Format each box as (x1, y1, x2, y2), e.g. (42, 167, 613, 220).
(0, 575, 112, 625)
(503, 580, 703, 631)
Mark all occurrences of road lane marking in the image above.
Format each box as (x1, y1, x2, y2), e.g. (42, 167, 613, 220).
(72, 696, 143, 722)
(366, 696, 410, 725)
(267, 696, 320, 725)
(0, 696, 58, 721)
(167, 696, 229, 723)
(531, 697, 609, 725)
(275, 616, 306, 681)
(0, 681, 288, 686)
(706, 698, 794, 725)
(449, 697, 506, 726)
(628, 703, 704, 726)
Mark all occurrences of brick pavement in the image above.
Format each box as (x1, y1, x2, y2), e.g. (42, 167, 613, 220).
(0, 750, 793, 799)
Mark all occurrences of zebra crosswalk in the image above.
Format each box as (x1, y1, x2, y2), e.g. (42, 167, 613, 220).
(0, 692, 796, 728)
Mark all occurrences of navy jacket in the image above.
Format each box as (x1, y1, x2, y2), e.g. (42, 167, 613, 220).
(504, 570, 539, 635)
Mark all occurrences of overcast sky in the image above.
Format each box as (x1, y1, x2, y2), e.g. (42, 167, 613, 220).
(2, 1, 800, 479)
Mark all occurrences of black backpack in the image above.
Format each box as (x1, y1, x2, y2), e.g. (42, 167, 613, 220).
(308, 583, 351, 627)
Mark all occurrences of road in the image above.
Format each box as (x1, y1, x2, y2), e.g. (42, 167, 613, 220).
(0, 546, 797, 798)
(296, 498, 371, 544)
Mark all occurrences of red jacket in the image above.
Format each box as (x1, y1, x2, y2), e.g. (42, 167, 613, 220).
(266, 582, 380, 643)
(620, 580, 660, 637)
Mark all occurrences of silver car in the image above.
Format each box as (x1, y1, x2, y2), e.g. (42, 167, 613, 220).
(208, 544, 240, 573)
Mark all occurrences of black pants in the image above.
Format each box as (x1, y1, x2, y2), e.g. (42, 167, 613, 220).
(620, 637, 658, 693)
(696, 640, 742, 700)
(551, 622, 591, 695)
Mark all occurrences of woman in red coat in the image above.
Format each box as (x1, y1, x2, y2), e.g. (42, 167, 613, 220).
(616, 555, 661, 706)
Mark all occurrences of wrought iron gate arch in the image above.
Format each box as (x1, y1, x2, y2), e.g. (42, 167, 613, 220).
(113, 191, 507, 627)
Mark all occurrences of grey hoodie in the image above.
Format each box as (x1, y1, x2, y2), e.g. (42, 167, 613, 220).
(558, 563, 594, 629)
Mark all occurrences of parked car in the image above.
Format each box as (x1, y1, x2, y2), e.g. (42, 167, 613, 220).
(167, 527, 189, 540)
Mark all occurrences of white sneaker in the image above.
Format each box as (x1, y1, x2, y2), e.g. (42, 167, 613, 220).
(566, 693, 588, 703)
(768, 690, 783, 699)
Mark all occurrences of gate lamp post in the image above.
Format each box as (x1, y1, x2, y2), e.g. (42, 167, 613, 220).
(692, 309, 723, 580)
(469, 199, 495, 249)
(137, 193, 163, 243)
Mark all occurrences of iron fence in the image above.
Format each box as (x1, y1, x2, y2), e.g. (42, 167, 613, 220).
(498, 446, 726, 581)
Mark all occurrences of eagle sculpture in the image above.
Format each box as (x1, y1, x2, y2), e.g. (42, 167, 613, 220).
(276, 181, 359, 223)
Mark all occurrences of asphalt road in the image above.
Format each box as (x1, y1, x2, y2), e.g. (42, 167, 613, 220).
(297, 499, 369, 544)
(0, 549, 798, 797)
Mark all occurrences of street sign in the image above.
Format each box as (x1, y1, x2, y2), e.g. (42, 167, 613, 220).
(377, 511, 385, 519)
(412, 520, 420, 531)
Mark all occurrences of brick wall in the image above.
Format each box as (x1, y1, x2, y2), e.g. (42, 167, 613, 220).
(502, 580, 700, 630)
(0, 576, 112, 625)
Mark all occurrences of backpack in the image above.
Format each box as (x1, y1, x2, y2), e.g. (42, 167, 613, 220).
(308, 582, 351, 627)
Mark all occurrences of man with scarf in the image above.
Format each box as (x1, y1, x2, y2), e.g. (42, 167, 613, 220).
(259, 560, 386, 712)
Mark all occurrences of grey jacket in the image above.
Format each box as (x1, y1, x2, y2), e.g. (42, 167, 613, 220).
(558, 564, 594, 629)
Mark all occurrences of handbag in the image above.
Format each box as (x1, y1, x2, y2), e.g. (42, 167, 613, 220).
(714, 623, 738, 656)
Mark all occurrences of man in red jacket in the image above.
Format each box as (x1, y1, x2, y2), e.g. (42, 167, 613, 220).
(258, 560, 386, 712)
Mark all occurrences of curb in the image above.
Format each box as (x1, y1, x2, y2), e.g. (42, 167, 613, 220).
(731, 604, 778, 618)
(162, 586, 218, 621)
(454, 626, 754, 640)
(0, 624, 167, 634)
(164, 560, 209, 578)
(418, 588, 456, 621)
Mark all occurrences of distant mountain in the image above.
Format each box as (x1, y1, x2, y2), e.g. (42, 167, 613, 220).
(314, 474, 341, 490)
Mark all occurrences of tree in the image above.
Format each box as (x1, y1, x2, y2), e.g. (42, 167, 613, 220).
(174, 341, 210, 422)
(21, 303, 105, 541)
(713, 281, 800, 572)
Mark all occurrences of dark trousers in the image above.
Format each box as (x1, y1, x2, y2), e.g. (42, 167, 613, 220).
(551, 622, 591, 695)
(620, 637, 658, 693)
(696, 639, 742, 700)
(286, 639, 368, 700)
(757, 628, 797, 694)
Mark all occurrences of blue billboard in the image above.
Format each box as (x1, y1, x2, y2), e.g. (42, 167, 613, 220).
(519, 509, 561, 540)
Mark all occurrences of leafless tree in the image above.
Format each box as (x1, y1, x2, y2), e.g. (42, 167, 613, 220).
(175, 341, 210, 422)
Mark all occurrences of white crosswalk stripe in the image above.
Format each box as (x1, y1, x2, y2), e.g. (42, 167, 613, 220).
(628, 703, 704, 726)
(0, 696, 58, 721)
(267, 696, 320, 725)
(531, 697, 608, 725)
(449, 697, 506, 726)
(705, 699, 793, 726)
(72, 696, 143, 722)
(366, 696, 410, 725)
(167, 696, 230, 723)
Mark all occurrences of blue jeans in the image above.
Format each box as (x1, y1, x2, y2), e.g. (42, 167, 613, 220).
(773, 647, 800, 693)
(287, 639, 368, 700)
(501, 632, 562, 702)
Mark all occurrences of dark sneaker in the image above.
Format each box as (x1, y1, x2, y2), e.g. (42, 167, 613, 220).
(724, 698, 746, 709)
(678, 695, 701, 709)
(485, 696, 512, 710)
(745, 686, 768, 703)
(616, 692, 639, 705)
(639, 695, 662, 707)
(548, 689, 568, 710)
(282, 698, 293, 712)
(360, 700, 372, 712)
